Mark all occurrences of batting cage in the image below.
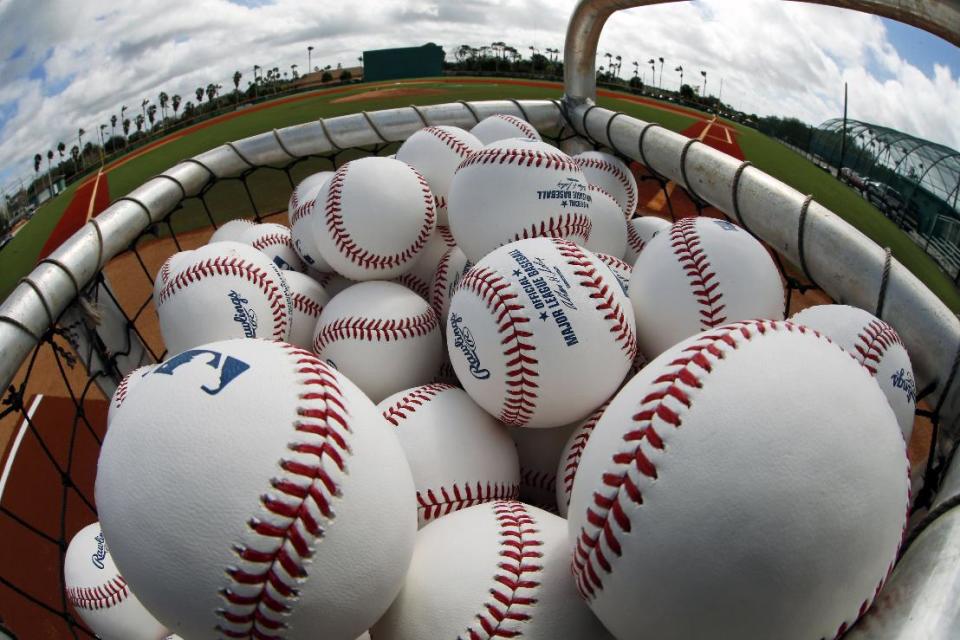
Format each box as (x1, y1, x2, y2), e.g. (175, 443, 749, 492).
(1, 0, 959, 638)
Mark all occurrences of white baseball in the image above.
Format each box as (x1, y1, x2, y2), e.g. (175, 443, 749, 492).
(446, 237, 636, 428)
(555, 402, 608, 517)
(625, 215, 671, 265)
(64, 522, 170, 640)
(568, 320, 909, 640)
(283, 271, 330, 349)
(395, 126, 483, 225)
(575, 150, 638, 218)
(429, 245, 472, 323)
(289, 171, 334, 273)
(156, 242, 292, 354)
(373, 501, 613, 640)
(96, 339, 417, 639)
(240, 222, 304, 272)
(153, 250, 192, 308)
(312, 157, 436, 280)
(792, 304, 916, 440)
(393, 225, 457, 301)
(596, 252, 632, 295)
(313, 271, 355, 297)
(378, 384, 519, 527)
(630, 217, 784, 359)
(108, 365, 156, 426)
(313, 281, 442, 403)
(448, 138, 593, 263)
(208, 219, 256, 244)
(469, 113, 542, 145)
(584, 185, 627, 258)
(509, 422, 577, 512)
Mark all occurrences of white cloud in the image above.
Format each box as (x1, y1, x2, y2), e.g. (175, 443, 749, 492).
(0, 0, 958, 188)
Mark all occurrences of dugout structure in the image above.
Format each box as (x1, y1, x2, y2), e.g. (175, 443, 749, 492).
(363, 43, 444, 82)
(2, 0, 960, 637)
(810, 118, 960, 279)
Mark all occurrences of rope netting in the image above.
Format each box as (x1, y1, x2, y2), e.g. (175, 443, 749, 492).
(0, 104, 947, 637)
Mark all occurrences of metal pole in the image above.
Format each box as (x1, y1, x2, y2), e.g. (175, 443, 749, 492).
(838, 82, 848, 175)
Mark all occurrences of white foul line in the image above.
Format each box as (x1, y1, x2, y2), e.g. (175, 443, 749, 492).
(0, 394, 44, 505)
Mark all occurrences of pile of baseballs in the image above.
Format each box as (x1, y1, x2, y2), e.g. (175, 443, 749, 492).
(71, 114, 915, 640)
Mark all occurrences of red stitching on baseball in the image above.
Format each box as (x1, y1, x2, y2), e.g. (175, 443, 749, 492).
(158, 254, 177, 288)
(159, 257, 289, 341)
(113, 370, 135, 409)
(464, 501, 542, 639)
(457, 268, 539, 426)
(424, 126, 477, 158)
(456, 148, 577, 173)
(488, 114, 540, 142)
(381, 383, 455, 426)
(553, 239, 637, 358)
(437, 225, 457, 248)
(418, 482, 519, 525)
(571, 319, 910, 631)
(626, 221, 645, 254)
(216, 347, 351, 638)
(251, 232, 294, 253)
(561, 402, 609, 499)
(505, 213, 592, 247)
(291, 292, 324, 318)
(596, 253, 632, 275)
(313, 308, 439, 354)
(291, 199, 316, 226)
(854, 320, 904, 376)
(431, 248, 456, 316)
(435, 194, 447, 211)
(67, 576, 129, 611)
(394, 273, 431, 300)
(576, 156, 637, 216)
(324, 163, 435, 271)
(671, 218, 727, 329)
(520, 468, 556, 493)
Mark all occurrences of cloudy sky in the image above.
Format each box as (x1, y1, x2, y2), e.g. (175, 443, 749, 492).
(1, 0, 958, 190)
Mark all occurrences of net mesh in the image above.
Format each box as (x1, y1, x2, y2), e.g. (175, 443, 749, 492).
(0, 107, 941, 638)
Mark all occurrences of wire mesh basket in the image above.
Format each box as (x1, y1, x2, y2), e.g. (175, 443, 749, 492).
(1, 0, 959, 638)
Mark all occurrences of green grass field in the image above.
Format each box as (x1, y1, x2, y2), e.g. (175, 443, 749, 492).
(2, 77, 958, 312)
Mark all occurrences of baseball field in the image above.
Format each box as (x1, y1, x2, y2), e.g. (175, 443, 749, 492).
(3, 76, 958, 312)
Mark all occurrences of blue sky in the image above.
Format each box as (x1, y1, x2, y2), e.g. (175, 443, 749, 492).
(0, 0, 958, 192)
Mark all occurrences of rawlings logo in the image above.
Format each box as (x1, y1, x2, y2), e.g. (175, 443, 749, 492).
(227, 290, 258, 338)
(890, 367, 916, 404)
(449, 313, 490, 379)
(536, 177, 591, 209)
(153, 349, 250, 396)
(91, 531, 107, 570)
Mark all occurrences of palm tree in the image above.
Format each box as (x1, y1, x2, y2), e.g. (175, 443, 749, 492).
(605, 52, 613, 76)
(135, 114, 145, 132)
(658, 57, 665, 88)
(110, 114, 117, 141)
(57, 141, 66, 159)
(701, 70, 708, 97)
(70, 145, 80, 171)
(206, 83, 216, 103)
(675, 65, 684, 91)
(233, 70, 242, 93)
(648, 58, 655, 85)
(45, 150, 54, 192)
(122, 118, 131, 138)
(291, 64, 298, 79)
(159, 92, 169, 122)
(33, 153, 41, 175)
(633, 60, 639, 79)
(172, 94, 181, 117)
(77, 129, 85, 169)
(147, 105, 157, 128)
(195, 87, 204, 103)
(615, 55, 622, 78)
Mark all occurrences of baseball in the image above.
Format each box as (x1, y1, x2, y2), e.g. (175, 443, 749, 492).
(378, 383, 519, 527)
(64, 522, 169, 640)
(395, 126, 483, 225)
(373, 501, 613, 640)
(289, 171, 334, 273)
(429, 245, 471, 323)
(393, 225, 457, 301)
(792, 304, 916, 440)
(156, 241, 293, 354)
(208, 219, 256, 244)
(629, 217, 784, 359)
(240, 222, 304, 272)
(510, 422, 577, 512)
(574, 150, 638, 218)
(446, 237, 636, 428)
(152, 250, 192, 308)
(311, 157, 436, 280)
(447, 138, 593, 263)
(596, 252, 632, 294)
(283, 270, 330, 349)
(96, 339, 417, 639)
(624, 215, 671, 265)
(554, 401, 607, 517)
(313, 270, 355, 297)
(108, 364, 156, 426)
(313, 281, 442, 403)
(584, 185, 627, 258)
(469, 113, 542, 145)
(568, 320, 909, 640)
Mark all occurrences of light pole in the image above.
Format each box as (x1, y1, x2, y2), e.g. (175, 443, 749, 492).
(676, 65, 683, 92)
(308, 46, 314, 73)
(98, 124, 107, 165)
(701, 70, 708, 98)
(648, 59, 655, 88)
(658, 57, 664, 88)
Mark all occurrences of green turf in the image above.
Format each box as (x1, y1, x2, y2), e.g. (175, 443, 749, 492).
(3, 77, 958, 313)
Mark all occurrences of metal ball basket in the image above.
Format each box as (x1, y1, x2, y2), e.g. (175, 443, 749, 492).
(1, 0, 958, 637)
